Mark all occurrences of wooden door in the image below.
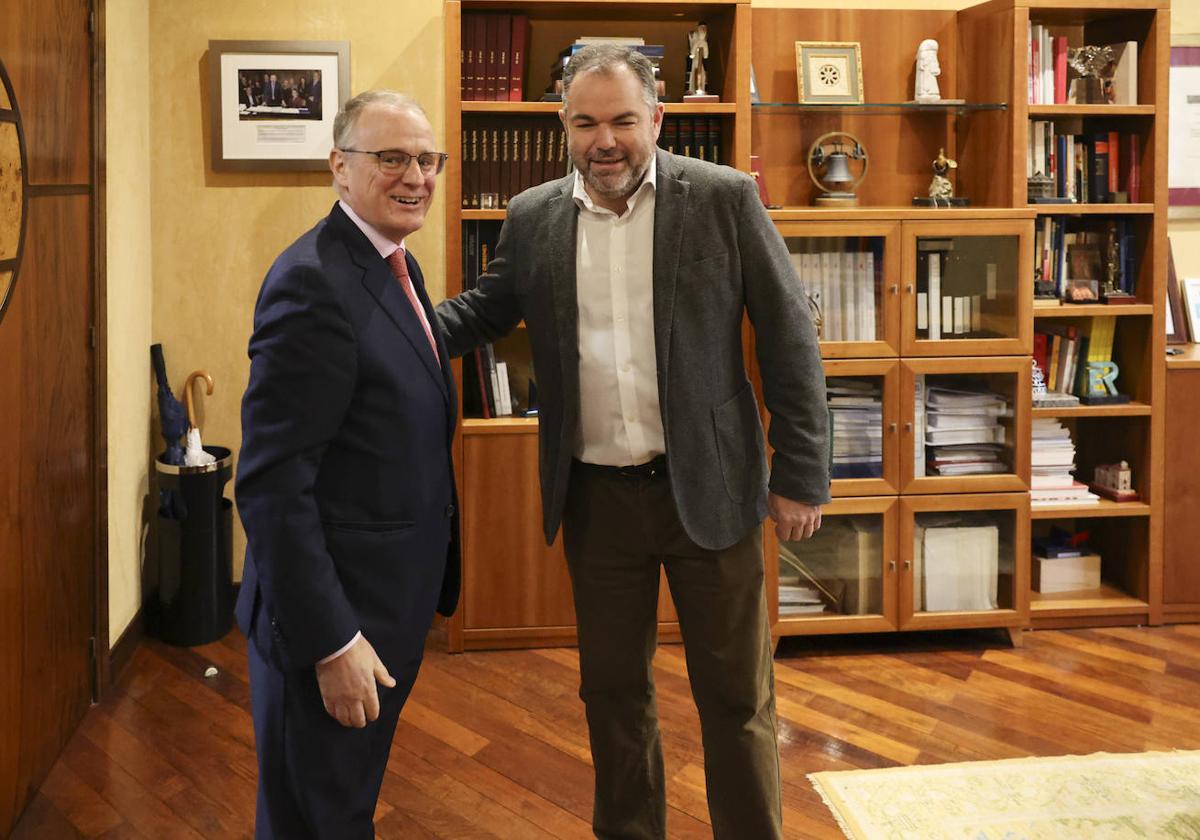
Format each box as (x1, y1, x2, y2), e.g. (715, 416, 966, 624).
(0, 0, 99, 833)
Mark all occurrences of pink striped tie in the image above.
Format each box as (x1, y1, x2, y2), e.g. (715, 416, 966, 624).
(386, 248, 441, 367)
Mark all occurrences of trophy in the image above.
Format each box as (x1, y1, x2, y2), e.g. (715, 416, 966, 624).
(684, 24, 719, 102)
(1068, 45, 1115, 104)
(1101, 222, 1135, 304)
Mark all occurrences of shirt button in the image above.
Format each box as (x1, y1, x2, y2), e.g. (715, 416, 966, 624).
(445, 504, 456, 517)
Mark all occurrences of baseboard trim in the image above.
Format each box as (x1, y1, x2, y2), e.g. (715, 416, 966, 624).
(107, 608, 143, 689)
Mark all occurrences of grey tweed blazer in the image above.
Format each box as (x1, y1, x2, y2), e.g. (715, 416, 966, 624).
(436, 149, 829, 551)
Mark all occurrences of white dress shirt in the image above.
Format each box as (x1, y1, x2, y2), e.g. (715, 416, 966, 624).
(571, 157, 665, 467)
(337, 199, 437, 343)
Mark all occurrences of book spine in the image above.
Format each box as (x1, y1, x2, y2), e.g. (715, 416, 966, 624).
(508, 15, 528, 102)
(927, 252, 941, 341)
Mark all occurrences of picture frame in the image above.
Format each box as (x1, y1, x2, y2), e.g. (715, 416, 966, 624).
(795, 42, 864, 105)
(1167, 239, 1189, 344)
(1181, 276, 1200, 347)
(208, 40, 350, 172)
(1169, 39, 1200, 219)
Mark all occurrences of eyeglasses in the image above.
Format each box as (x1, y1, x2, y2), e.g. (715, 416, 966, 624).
(338, 148, 448, 176)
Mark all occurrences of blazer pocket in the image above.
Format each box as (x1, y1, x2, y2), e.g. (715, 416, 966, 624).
(322, 519, 416, 534)
(679, 250, 729, 273)
(712, 382, 764, 505)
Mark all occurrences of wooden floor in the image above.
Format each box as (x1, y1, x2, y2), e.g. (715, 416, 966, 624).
(13, 624, 1200, 839)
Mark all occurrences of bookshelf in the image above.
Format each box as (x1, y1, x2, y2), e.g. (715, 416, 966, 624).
(751, 0, 1167, 642)
(442, 0, 1168, 652)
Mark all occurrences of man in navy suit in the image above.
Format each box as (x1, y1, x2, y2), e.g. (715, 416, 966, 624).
(235, 90, 457, 839)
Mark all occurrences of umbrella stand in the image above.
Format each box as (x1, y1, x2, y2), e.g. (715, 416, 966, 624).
(151, 364, 232, 646)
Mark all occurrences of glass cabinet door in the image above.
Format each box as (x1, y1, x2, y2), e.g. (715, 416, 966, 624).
(777, 221, 900, 358)
(824, 359, 900, 496)
(773, 497, 899, 634)
(900, 493, 1029, 630)
(901, 219, 1033, 357)
(901, 357, 1031, 495)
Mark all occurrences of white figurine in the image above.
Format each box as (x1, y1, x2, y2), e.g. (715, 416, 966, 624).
(688, 24, 709, 97)
(915, 39, 941, 104)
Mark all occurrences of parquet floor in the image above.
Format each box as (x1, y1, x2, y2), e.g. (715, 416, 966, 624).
(13, 624, 1200, 839)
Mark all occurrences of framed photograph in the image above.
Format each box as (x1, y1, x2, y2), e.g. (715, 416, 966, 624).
(1181, 276, 1200, 347)
(1167, 239, 1189, 343)
(208, 40, 349, 172)
(1169, 39, 1200, 218)
(795, 42, 864, 105)
(1064, 243, 1101, 302)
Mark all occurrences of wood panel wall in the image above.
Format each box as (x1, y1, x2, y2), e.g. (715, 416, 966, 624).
(0, 0, 99, 833)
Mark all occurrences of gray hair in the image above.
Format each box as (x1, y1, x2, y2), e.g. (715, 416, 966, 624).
(561, 44, 658, 112)
(332, 90, 426, 148)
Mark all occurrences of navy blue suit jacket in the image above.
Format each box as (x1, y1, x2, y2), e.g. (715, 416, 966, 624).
(235, 202, 460, 674)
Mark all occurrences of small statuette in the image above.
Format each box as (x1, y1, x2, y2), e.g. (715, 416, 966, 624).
(914, 39, 941, 104)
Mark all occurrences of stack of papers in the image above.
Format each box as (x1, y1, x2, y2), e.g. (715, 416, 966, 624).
(924, 386, 1011, 475)
(1030, 418, 1099, 505)
(827, 378, 883, 479)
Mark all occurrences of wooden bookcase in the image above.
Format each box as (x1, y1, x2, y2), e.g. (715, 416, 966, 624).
(442, 0, 1168, 651)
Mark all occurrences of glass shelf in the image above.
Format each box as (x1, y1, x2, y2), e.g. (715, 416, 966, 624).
(752, 101, 1008, 115)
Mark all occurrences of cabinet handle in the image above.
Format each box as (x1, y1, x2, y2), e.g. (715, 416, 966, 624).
(888, 560, 896, 572)
(904, 560, 912, 570)
(889, 284, 899, 295)
(904, 421, 913, 434)
(889, 422, 897, 433)
(905, 283, 914, 295)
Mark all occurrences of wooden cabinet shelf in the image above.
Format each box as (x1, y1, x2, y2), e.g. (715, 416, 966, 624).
(1034, 304, 1153, 317)
(1027, 204, 1155, 215)
(753, 101, 1007, 114)
(1030, 499, 1151, 519)
(1030, 584, 1148, 616)
(1032, 401, 1151, 418)
(463, 100, 738, 114)
(1027, 104, 1154, 117)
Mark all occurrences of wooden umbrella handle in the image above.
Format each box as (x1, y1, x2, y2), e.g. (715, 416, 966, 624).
(183, 370, 215, 429)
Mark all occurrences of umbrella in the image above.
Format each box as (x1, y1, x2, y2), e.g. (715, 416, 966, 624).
(151, 344, 188, 517)
(151, 344, 187, 465)
(183, 370, 216, 467)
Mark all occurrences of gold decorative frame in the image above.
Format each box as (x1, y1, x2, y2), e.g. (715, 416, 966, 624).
(795, 41, 864, 105)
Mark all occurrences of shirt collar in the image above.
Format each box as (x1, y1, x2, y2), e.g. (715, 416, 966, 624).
(338, 199, 405, 259)
(572, 154, 657, 217)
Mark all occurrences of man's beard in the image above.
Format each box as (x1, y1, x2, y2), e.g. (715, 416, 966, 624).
(579, 152, 648, 201)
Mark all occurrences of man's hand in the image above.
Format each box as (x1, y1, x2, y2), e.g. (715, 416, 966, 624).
(768, 492, 822, 543)
(314, 635, 396, 728)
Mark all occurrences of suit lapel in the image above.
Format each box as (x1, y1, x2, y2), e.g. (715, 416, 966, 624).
(330, 205, 449, 396)
(547, 182, 581, 419)
(652, 150, 689, 399)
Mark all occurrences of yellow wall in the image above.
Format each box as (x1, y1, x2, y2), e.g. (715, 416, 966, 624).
(105, 0, 1190, 643)
(106, 0, 447, 643)
(106, 0, 153, 643)
(1170, 0, 1200, 277)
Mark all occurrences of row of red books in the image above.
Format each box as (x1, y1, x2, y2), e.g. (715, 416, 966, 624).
(461, 12, 529, 102)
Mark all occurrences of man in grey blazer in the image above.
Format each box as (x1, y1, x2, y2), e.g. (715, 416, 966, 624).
(436, 45, 829, 840)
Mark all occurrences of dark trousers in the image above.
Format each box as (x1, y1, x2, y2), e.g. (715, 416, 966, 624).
(563, 460, 782, 840)
(247, 641, 420, 839)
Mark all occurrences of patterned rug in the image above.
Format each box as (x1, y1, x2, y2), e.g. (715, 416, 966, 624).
(809, 751, 1200, 839)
